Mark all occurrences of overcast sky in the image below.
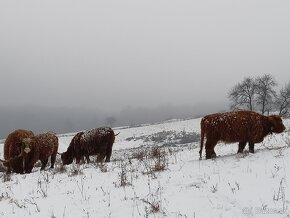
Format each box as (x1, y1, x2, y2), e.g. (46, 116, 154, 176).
(0, 0, 290, 136)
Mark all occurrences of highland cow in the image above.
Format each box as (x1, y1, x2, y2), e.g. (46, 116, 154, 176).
(19, 132, 59, 173)
(2, 129, 34, 173)
(199, 111, 286, 159)
(61, 127, 117, 165)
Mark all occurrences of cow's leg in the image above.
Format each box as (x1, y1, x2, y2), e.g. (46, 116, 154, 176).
(50, 153, 57, 168)
(6, 161, 12, 174)
(211, 150, 216, 158)
(26, 168, 32, 173)
(105, 144, 113, 162)
(205, 140, 217, 159)
(237, 141, 247, 153)
(9, 156, 24, 174)
(50, 148, 58, 168)
(249, 143, 255, 153)
(25, 164, 34, 173)
(76, 152, 85, 164)
(5, 158, 14, 174)
(80, 156, 85, 164)
(76, 156, 81, 164)
(85, 155, 90, 163)
(205, 147, 213, 159)
(24, 157, 29, 173)
(24, 157, 34, 173)
(41, 159, 48, 170)
(97, 152, 106, 162)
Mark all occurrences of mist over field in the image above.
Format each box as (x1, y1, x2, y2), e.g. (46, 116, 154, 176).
(0, 101, 226, 138)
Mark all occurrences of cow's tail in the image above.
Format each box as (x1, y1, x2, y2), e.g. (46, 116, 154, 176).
(199, 118, 205, 160)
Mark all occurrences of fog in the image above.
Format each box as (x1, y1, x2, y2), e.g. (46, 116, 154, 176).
(0, 102, 226, 138)
(0, 0, 289, 138)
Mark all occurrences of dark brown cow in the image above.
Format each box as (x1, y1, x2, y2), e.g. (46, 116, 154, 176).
(2, 129, 34, 173)
(199, 111, 286, 159)
(19, 132, 59, 173)
(61, 127, 117, 165)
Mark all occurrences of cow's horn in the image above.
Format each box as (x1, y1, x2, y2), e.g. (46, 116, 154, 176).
(115, 132, 120, 136)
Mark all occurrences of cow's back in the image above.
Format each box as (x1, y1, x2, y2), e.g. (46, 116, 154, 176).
(203, 111, 264, 143)
(81, 127, 115, 154)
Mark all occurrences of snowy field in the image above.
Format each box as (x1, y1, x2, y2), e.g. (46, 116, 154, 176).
(0, 117, 290, 218)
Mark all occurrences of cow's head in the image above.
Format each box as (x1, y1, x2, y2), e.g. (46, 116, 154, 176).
(268, 115, 286, 133)
(20, 138, 33, 157)
(61, 151, 73, 165)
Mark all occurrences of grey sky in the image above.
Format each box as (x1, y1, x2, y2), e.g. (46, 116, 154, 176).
(0, 1, 290, 136)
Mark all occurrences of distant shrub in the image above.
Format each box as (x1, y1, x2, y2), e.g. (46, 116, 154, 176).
(174, 130, 200, 144)
(132, 149, 147, 161)
(119, 161, 130, 187)
(149, 131, 174, 143)
(126, 130, 200, 147)
(140, 146, 168, 177)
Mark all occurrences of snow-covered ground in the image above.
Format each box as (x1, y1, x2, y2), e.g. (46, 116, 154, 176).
(0, 117, 290, 218)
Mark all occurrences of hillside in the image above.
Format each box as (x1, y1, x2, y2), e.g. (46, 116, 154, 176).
(0, 117, 290, 218)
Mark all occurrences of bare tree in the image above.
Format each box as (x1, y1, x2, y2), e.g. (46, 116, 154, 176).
(105, 116, 117, 127)
(228, 77, 256, 111)
(275, 82, 290, 117)
(255, 74, 277, 114)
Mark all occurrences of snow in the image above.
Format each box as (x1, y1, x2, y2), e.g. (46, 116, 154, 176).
(80, 127, 113, 144)
(0, 117, 290, 218)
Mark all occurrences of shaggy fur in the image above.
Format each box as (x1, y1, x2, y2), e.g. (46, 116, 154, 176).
(20, 132, 59, 173)
(199, 111, 286, 159)
(61, 127, 116, 165)
(3, 129, 34, 173)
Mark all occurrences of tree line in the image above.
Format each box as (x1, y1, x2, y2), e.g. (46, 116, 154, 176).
(228, 74, 290, 117)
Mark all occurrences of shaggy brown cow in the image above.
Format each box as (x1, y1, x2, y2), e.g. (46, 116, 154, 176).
(61, 127, 117, 165)
(199, 111, 286, 159)
(2, 129, 34, 173)
(19, 132, 59, 173)
(60, 131, 84, 165)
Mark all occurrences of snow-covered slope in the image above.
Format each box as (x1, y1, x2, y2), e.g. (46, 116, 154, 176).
(0, 118, 290, 218)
